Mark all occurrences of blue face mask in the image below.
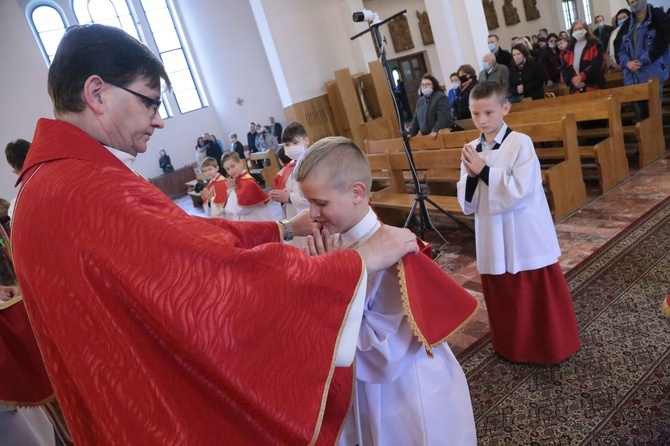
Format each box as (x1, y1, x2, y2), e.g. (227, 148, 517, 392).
(482, 61, 490, 71)
(597, 22, 605, 28)
(488, 43, 496, 51)
(617, 18, 627, 27)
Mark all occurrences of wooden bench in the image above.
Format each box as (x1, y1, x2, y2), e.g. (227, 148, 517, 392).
(506, 78, 665, 168)
(440, 115, 587, 222)
(364, 135, 441, 185)
(367, 149, 469, 228)
(247, 149, 279, 187)
(470, 96, 629, 193)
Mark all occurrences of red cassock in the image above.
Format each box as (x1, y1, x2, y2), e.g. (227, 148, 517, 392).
(234, 171, 270, 207)
(273, 161, 296, 191)
(204, 173, 228, 206)
(12, 119, 365, 445)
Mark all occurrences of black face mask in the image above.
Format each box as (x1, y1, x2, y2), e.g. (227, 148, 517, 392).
(458, 75, 469, 83)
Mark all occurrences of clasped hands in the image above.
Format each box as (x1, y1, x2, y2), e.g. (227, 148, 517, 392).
(461, 143, 485, 177)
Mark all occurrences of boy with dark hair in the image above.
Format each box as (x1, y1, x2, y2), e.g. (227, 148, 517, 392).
(269, 122, 311, 247)
(297, 136, 478, 446)
(4, 139, 31, 220)
(457, 81, 580, 364)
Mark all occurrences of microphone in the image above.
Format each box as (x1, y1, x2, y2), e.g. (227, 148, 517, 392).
(352, 10, 379, 23)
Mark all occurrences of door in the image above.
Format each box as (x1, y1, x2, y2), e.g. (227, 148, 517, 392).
(390, 53, 428, 117)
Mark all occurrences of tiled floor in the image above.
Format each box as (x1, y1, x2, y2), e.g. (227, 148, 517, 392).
(175, 153, 670, 356)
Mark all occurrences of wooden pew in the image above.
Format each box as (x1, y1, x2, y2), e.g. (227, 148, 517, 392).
(247, 149, 279, 187)
(364, 135, 442, 185)
(439, 114, 588, 222)
(367, 149, 468, 228)
(505, 78, 665, 167)
(458, 96, 628, 192)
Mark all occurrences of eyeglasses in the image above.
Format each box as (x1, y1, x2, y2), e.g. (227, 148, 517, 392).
(108, 82, 161, 115)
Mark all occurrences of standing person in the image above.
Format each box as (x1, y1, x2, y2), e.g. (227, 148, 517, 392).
(229, 132, 245, 159)
(457, 81, 581, 364)
(606, 9, 632, 71)
(559, 20, 606, 94)
(158, 148, 174, 174)
(452, 65, 479, 121)
(447, 72, 460, 107)
(220, 152, 273, 221)
(4, 139, 30, 220)
(615, 0, 670, 119)
(246, 121, 258, 154)
(203, 132, 223, 173)
(479, 52, 510, 96)
(194, 136, 207, 171)
(540, 33, 562, 87)
(408, 74, 452, 139)
(488, 34, 513, 68)
(268, 116, 282, 141)
(296, 137, 478, 446)
(594, 14, 614, 48)
(509, 44, 544, 102)
(258, 125, 279, 152)
(199, 157, 227, 217)
(268, 122, 311, 248)
(11, 24, 419, 445)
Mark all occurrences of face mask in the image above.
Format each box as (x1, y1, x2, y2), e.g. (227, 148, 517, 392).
(617, 18, 627, 27)
(482, 61, 490, 71)
(597, 22, 605, 28)
(488, 43, 496, 51)
(451, 82, 460, 90)
(458, 75, 469, 83)
(285, 144, 306, 160)
(514, 56, 525, 65)
(572, 29, 587, 41)
(421, 87, 433, 97)
(548, 43, 557, 48)
(629, 0, 647, 14)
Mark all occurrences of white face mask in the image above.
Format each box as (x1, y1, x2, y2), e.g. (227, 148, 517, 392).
(285, 144, 306, 160)
(572, 29, 587, 41)
(421, 87, 433, 97)
(451, 82, 460, 90)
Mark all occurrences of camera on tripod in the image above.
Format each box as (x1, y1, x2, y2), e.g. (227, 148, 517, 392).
(352, 10, 380, 23)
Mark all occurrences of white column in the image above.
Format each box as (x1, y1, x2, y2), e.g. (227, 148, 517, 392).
(424, 0, 489, 81)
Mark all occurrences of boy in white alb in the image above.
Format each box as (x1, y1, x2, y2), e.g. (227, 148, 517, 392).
(297, 137, 478, 446)
(457, 81, 580, 364)
(269, 122, 311, 248)
(220, 152, 273, 221)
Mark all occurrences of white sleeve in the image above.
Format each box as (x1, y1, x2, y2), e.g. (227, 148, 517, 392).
(487, 135, 540, 215)
(335, 269, 367, 367)
(224, 190, 254, 216)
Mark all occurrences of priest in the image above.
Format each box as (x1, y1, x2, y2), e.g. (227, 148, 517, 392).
(11, 24, 418, 445)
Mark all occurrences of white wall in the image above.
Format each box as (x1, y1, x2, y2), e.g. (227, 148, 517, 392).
(0, 0, 285, 202)
(363, 0, 446, 82)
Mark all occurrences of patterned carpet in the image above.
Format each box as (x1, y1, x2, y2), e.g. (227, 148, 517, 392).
(459, 196, 670, 445)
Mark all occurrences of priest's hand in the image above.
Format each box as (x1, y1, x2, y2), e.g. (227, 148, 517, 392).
(304, 228, 335, 256)
(356, 225, 418, 273)
(289, 209, 320, 237)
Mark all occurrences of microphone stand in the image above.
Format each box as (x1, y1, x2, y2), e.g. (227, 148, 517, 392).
(351, 11, 471, 249)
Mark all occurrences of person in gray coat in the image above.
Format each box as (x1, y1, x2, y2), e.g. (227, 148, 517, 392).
(408, 74, 453, 139)
(479, 53, 510, 99)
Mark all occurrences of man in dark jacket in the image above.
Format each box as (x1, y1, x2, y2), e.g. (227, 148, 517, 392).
(488, 34, 513, 69)
(594, 15, 614, 48)
(246, 122, 258, 154)
(269, 117, 283, 141)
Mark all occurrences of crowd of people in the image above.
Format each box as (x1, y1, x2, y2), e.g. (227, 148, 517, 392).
(408, 0, 668, 135)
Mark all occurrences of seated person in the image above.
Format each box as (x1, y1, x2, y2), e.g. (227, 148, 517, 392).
(220, 152, 272, 221)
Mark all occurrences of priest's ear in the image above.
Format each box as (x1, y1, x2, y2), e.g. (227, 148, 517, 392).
(82, 75, 108, 115)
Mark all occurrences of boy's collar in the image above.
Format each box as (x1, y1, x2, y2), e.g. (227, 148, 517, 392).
(479, 122, 508, 145)
(340, 207, 378, 249)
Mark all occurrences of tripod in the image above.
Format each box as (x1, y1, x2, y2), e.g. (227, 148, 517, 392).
(351, 11, 472, 249)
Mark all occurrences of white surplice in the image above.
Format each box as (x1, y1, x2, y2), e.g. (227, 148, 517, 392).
(337, 208, 477, 446)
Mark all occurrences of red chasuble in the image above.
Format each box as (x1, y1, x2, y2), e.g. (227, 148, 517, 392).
(273, 160, 296, 191)
(235, 171, 270, 207)
(12, 119, 365, 445)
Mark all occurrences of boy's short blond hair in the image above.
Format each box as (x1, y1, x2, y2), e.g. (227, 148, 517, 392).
(222, 151, 241, 165)
(295, 136, 371, 192)
(202, 157, 219, 169)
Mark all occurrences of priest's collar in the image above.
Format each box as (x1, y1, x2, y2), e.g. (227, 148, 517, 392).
(104, 146, 137, 170)
(340, 206, 379, 249)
